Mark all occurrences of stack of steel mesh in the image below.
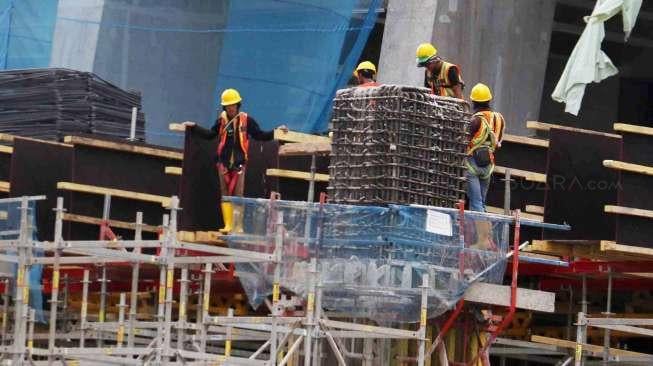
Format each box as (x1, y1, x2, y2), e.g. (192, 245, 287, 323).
(0, 68, 145, 141)
(328, 85, 470, 207)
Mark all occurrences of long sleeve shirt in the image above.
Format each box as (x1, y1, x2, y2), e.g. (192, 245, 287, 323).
(193, 114, 274, 169)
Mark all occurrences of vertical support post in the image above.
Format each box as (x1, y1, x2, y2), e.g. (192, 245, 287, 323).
(312, 276, 324, 366)
(97, 265, 107, 348)
(13, 197, 32, 364)
(162, 196, 179, 364)
(417, 274, 429, 366)
(80, 269, 90, 348)
(363, 337, 374, 366)
(195, 274, 204, 344)
(200, 263, 212, 353)
(1, 278, 9, 345)
(225, 308, 234, 358)
(177, 267, 189, 351)
(580, 274, 588, 365)
(574, 312, 587, 366)
(48, 197, 65, 366)
(155, 214, 169, 364)
(27, 308, 35, 356)
(567, 286, 573, 340)
(307, 154, 317, 203)
(128, 211, 143, 349)
(117, 293, 127, 348)
(304, 259, 317, 366)
(98, 193, 111, 348)
(129, 107, 138, 141)
(602, 268, 613, 364)
(270, 212, 284, 364)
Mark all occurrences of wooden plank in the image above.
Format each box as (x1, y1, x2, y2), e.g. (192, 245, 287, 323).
(605, 205, 653, 220)
(266, 168, 330, 182)
(525, 205, 544, 215)
(600, 241, 653, 260)
(502, 134, 549, 148)
(62, 213, 160, 233)
(273, 129, 331, 144)
(177, 231, 196, 242)
(278, 142, 332, 156)
(0, 134, 14, 143)
(526, 120, 622, 139)
(528, 240, 607, 259)
(165, 166, 182, 176)
(464, 282, 555, 312)
(493, 165, 546, 183)
(56, 182, 171, 207)
(0, 145, 12, 154)
(0, 181, 9, 193)
(613, 123, 653, 137)
(168, 122, 190, 132)
(194, 231, 224, 244)
(486, 206, 543, 222)
(530, 335, 650, 357)
(603, 159, 653, 177)
(63, 135, 183, 161)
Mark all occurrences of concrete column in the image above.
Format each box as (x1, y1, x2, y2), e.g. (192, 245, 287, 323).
(49, 0, 105, 71)
(379, 0, 556, 136)
(377, 0, 438, 86)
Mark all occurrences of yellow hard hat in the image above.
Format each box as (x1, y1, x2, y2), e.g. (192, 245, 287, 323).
(470, 83, 493, 102)
(221, 88, 242, 106)
(353, 61, 377, 77)
(416, 43, 437, 66)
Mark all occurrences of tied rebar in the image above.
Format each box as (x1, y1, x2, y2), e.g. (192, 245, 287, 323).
(328, 85, 471, 206)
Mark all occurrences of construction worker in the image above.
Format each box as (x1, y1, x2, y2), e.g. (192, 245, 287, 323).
(470, 83, 506, 148)
(353, 61, 379, 87)
(181, 88, 288, 233)
(415, 43, 464, 99)
(465, 83, 503, 212)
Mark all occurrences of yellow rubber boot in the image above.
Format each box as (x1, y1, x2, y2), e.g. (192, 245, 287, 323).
(219, 202, 233, 233)
(232, 204, 244, 233)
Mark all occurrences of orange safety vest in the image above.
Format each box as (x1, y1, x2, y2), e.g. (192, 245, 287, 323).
(473, 110, 505, 146)
(217, 111, 250, 161)
(426, 61, 464, 97)
(466, 118, 496, 179)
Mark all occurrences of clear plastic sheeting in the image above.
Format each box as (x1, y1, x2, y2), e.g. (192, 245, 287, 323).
(223, 196, 509, 323)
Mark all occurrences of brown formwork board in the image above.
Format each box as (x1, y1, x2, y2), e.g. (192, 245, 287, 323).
(613, 123, 653, 166)
(65, 134, 180, 240)
(9, 137, 73, 241)
(177, 130, 280, 231)
(603, 160, 653, 247)
(542, 128, 621, 240)
(494, 136, 548, 174)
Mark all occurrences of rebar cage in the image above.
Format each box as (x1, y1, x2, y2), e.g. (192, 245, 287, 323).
(328, 85, 470, 207)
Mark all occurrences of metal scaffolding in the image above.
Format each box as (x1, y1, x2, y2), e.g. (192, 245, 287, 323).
(0, 192, 573, 366)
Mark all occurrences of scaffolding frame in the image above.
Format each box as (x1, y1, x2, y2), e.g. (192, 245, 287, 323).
(0, 191, 569, 366)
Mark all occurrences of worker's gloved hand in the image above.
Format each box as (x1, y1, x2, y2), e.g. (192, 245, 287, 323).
(181, 121, 196, 128)
(278, 124, 289, 133)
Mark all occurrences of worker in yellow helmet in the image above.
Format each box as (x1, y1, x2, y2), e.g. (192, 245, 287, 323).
(353, 61, 379, 87)
(181, 88, 288, 233)
(415, 43, 464, 99)
(465, 83, 505, 212)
